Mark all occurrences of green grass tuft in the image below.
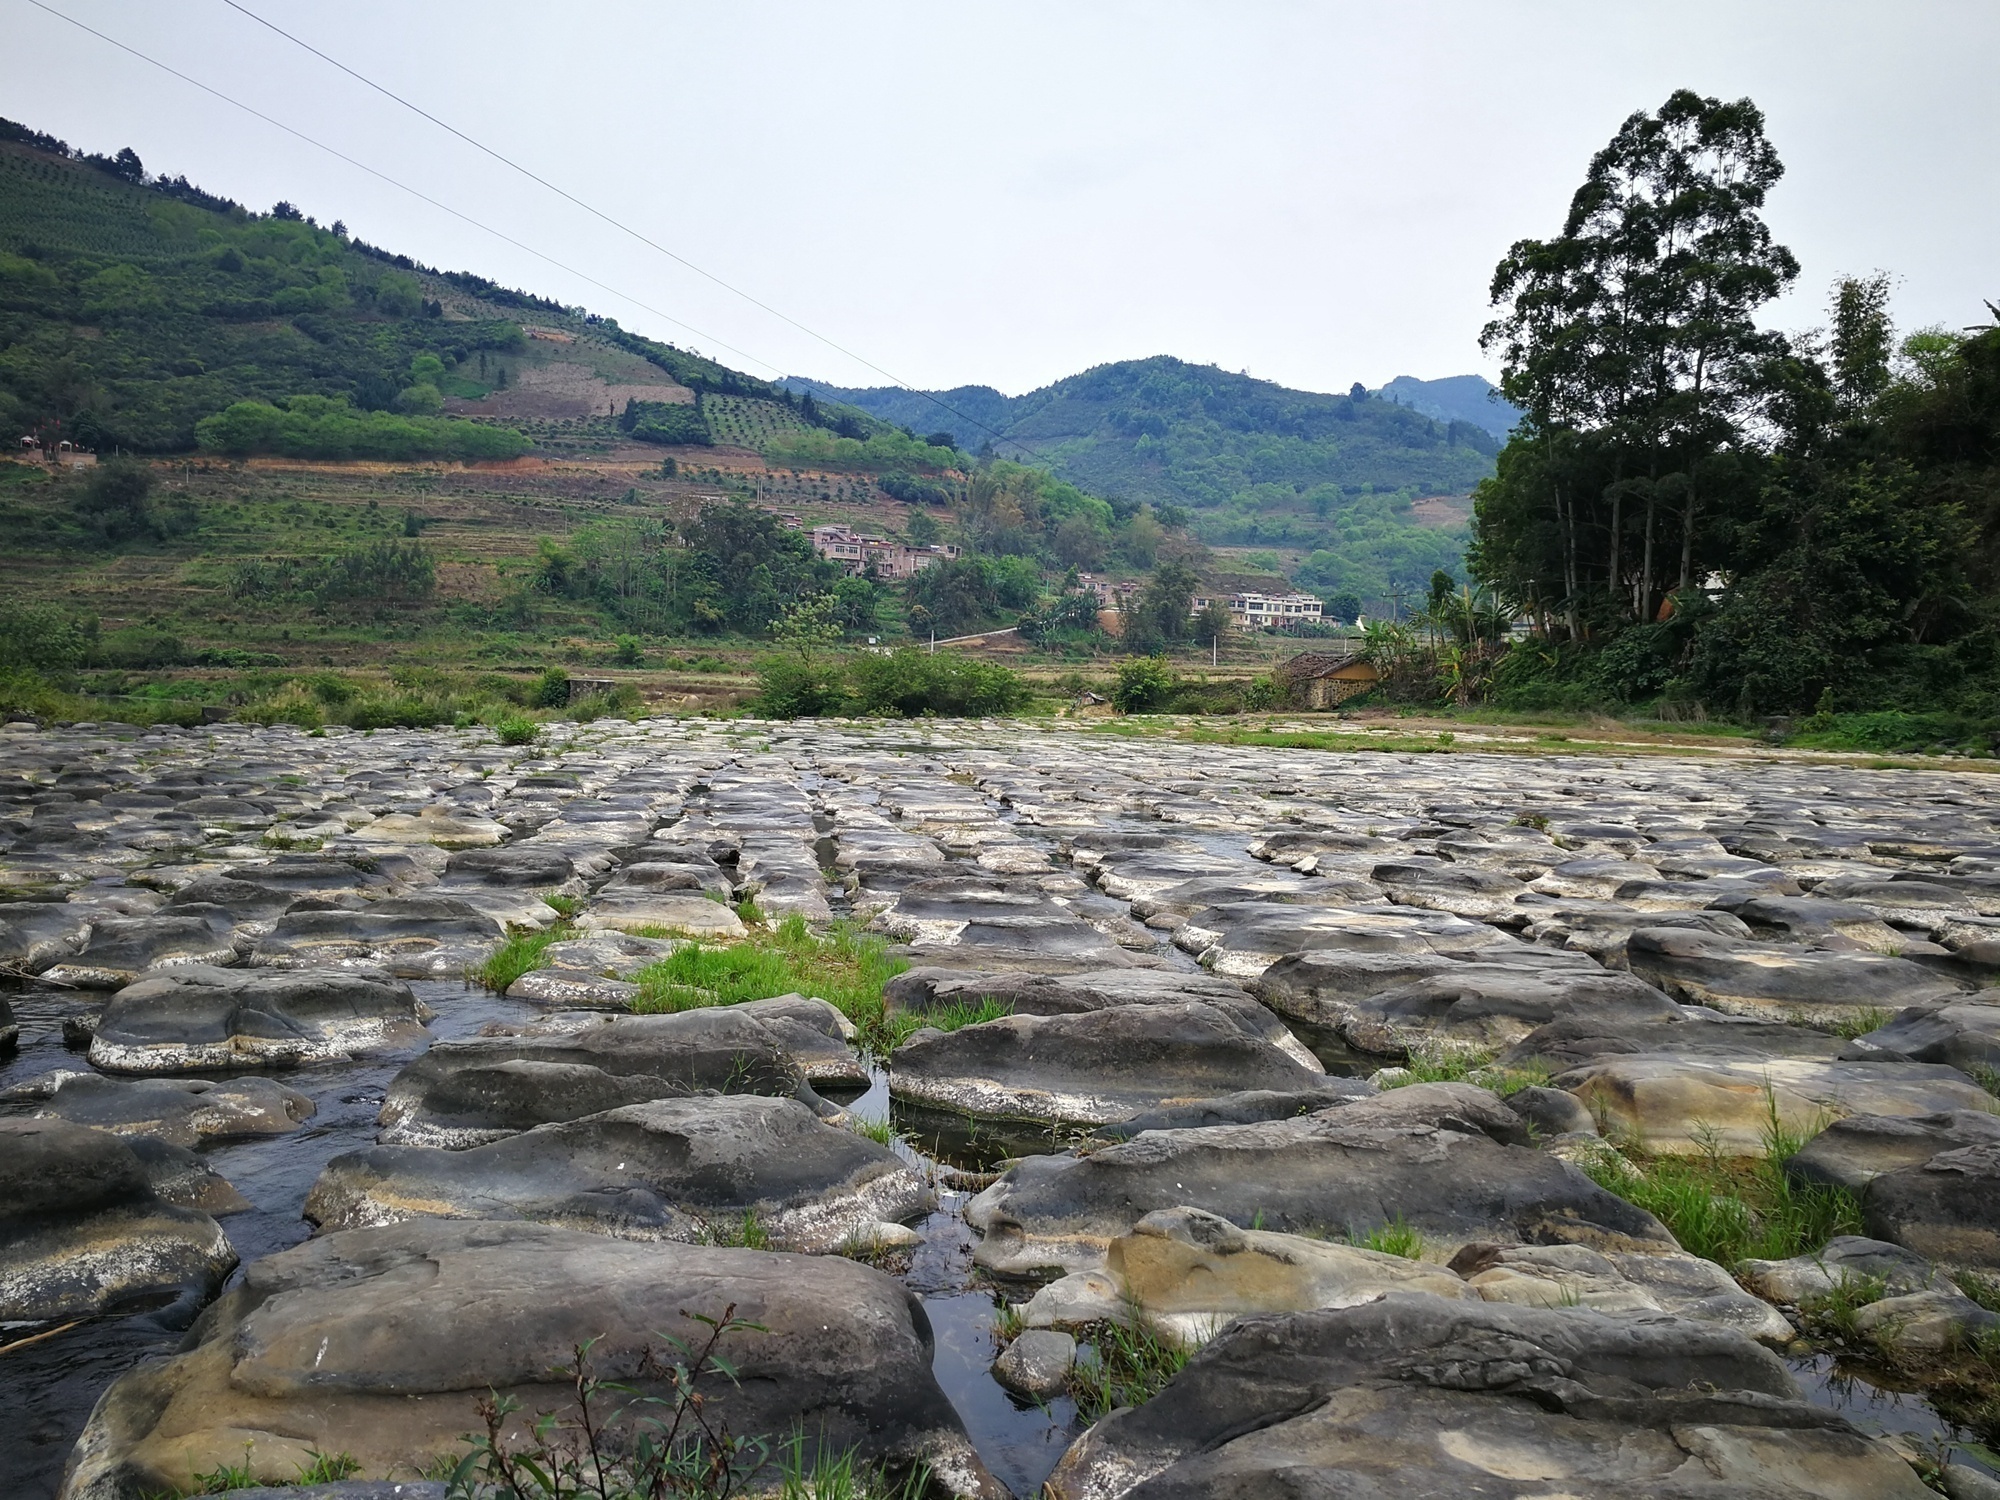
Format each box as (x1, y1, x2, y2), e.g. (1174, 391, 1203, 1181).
(1068, 1313, 1194, 1421)
(477, 922, 574, 992)
(1347, 1214, 1425, 1259)
(1577, 1096, 1863, 1266)
(630, 916, 907, 1050)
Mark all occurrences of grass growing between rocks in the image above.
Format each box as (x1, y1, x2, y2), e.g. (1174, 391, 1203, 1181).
(1067, 1316, 1194, 1423)
(1373, 1043, 1550, 1097)
(1577, 1103, 1863, 1267)
(879, 995, 1016, 1052)
(476, 922, 576, 992)
(629, 915, 908, 1051)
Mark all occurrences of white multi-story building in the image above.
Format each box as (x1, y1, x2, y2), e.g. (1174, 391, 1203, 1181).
(1229, 592, 1324, 630)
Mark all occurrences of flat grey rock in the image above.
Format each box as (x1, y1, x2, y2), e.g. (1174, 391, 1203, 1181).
(0, 1117, 235, 1322)
(307, 1094, 932, 1251)
(89, 965, 430, 1073)
(62, 1219, 1001, 1500)
(1045, 1295, 1927, 1500)
(967, 1083, 1670, 1277)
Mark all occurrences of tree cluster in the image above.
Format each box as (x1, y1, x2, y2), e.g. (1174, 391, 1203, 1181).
(1470, 89, 2000, 718)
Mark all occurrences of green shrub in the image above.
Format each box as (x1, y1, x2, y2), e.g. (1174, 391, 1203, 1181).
(533, 665, 571, 708)
(195, 395, 530, 461)
(493, 713, 539, 746)
(1112, 655, 1177, 713)
(0, 602, 96, 670)
(844, 649, 1027, 718)
(753, 655, 849, 718)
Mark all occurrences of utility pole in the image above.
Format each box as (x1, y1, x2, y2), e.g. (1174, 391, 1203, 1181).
(929, 629, 935, 656)
(1212, 634, 1218, 668)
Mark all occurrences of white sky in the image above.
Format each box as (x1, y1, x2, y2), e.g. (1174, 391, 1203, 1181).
(7, 1, 1996, 397)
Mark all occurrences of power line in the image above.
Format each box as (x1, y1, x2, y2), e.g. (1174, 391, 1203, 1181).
(22, 0, 784, 377)
(217, 0, 1041, 459)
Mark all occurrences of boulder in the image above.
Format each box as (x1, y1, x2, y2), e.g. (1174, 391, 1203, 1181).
(1178, 901, 1510, 980)
(1786, 1108, 2000, 1191)
(347, 807, 507, 848)
(0, 900, 91, 973)
(1044, 1296, 1927, 1500)
(89, 966, 430, 1073)
(1446, 1241, 1794, 1343)
(1030, 1205, 1471, 1346)
(441, 844, 575, 886)
(991, 1329, 1075, 1399)
(1, 1070, 315, 1147)
(870, 875, 1125, 962)
(1815, 874, 1982, 936)
(306, 1095, 932, 1251)
(1553, 1054, 1995, 1154)
(249, 897, 505, 978)
(0, 1118, 235, 1322)
(1844, 1000, 2000, 1073)
(1499, 1004, 1848, 1074)
(1522, 904, 1755, 967)
(885, 964, 1252, 1018)
(1708, 892, 1911, 952)
(889, 1001, 1325, 1128)
(1126, 871, 1374, 922)
(125, 1135, 253, 1216)
(1249, 944, 1596, 1030)
(1625, 926, 1964, 1025)
(967, 1083, 1672, 1278)
(41, 912, 239, 988)
(1850, 1288, 2000, 1355)
(376, 1007, 833, 1148)
(577, 888, 749, 940)
(1335, 963, 1679, 1057)
(1089, 1080, 1378, 1140)
(1864, 1138, 2000, 1266)
(58, 1219, 1001, 1500)
(1361, 860, 1525, 922)
(1527, 857, 1662, 900)
(1739, 1235, 1953, 1304)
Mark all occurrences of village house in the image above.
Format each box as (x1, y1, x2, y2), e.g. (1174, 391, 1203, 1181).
(1275, 649, 1381, 708)
(810, 523, 959, 581)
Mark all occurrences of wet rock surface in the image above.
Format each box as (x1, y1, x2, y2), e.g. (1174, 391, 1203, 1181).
(2, 718, 1998, 1496)
(62, 1219, 1000, 1500)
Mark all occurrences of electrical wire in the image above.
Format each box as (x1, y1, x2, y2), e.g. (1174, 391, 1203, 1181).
(22, 0, 787, 378)
(217, 0, 1041, 456)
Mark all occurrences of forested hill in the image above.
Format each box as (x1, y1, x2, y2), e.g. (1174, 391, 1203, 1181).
(0, 118, 805, 456)
(786, 357, 1502, 597)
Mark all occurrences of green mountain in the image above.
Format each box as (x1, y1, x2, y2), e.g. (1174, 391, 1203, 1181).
(0, 118, 841, 458)
(787, 357, 1500, 599)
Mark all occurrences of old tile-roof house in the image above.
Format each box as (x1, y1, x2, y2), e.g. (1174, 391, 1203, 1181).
(1274, 649, 1380, 709)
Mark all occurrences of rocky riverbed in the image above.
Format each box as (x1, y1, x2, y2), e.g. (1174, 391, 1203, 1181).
(4, 715, 2000, 1499)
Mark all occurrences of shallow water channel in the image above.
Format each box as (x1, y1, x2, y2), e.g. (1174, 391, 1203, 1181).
(0, 981, 1084, 1499)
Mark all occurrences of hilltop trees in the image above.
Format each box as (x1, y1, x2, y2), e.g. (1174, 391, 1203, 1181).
(1471, 87, 2000, 717)
(1474, 89, 1799, 636)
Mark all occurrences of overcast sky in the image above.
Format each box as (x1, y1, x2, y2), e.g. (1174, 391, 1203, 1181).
(8, 1, 1996, 398)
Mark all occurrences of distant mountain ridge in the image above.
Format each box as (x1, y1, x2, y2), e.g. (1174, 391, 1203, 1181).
(784, 357, 1505, 598)
(1373, 374, 1520, 439)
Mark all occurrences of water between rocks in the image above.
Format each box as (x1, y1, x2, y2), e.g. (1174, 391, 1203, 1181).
(0, 983, 1078, 1500)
